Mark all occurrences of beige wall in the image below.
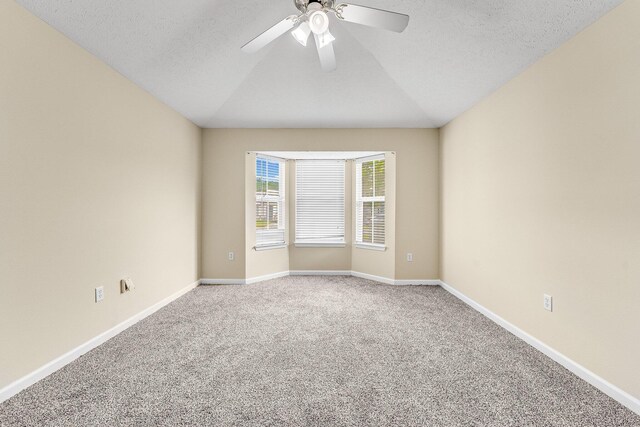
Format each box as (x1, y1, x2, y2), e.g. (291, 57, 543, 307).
(202, 129, 439, 281)
(0, 1, 201, 390)
(441, 0, 640, 399)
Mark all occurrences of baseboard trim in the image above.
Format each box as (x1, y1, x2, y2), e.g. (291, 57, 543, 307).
(439, 280, 640, 416)
(290, 270, 352, 276)
(0, 280, 200, 404)
(394, 279, 441, 286)
(350, 271, 396, 285)
(199, 278, 245, 285)
(246, 271, 290, 284)
(201, 271, 439, 287)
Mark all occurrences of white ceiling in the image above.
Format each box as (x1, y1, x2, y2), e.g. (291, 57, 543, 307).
(16, 0, 623, 128)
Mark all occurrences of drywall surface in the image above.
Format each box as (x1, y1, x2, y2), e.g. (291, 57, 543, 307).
(440, 0, 639, 399)
(202, 129, 439, 281)
(0, 1, 201, 389)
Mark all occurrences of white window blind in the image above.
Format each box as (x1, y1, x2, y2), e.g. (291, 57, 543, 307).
(256, 156, 285, 247)
(356, 156, 385, 246)
(295, 160, 345, 244)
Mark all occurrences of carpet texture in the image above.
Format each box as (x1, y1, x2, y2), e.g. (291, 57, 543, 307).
(1, 276, 638, 426)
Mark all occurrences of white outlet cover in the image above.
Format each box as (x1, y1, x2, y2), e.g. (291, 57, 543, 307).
(543, 294, 553, 312)
(407, 253, 413, 262)
(95, 287, 104, 303)
(228, 252, 234, 261)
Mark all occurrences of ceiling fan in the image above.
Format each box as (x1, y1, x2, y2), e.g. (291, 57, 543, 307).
(241, 0, 409, 72)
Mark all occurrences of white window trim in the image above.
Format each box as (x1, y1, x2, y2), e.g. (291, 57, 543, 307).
(256, 155, 286, 247)
(355, 155, 386, 246)
(355, 243, 387, 251)
(356, 154, 385, 162)
(254, 243, 288, 251)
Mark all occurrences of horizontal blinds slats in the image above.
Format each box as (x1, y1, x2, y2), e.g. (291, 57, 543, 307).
(256, 230, 285, 245)
(296, 160, 345, 242)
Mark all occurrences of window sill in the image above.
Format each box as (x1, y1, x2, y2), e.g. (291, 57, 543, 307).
(295, 242, 347, 248)
(254, 244, 287, 251)
(355, 243, 386, 252)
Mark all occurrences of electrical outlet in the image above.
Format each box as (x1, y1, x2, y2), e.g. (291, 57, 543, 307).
(407, 253, 413, 262)
(95, 287, 104, 303)
(543, 294, 553, 312)
(228, 251, 235, 261)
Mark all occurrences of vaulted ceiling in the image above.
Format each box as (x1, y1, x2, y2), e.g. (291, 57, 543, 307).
(16, 0, 623, 128)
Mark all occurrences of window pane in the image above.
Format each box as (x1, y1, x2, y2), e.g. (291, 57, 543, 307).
(256, 156, 285, 246)
(374, 160, 385, 197)
(362, 161, 374, 198)
(373, 201, 385, 245)
(363, 201, 373, 244)
(256, 201, 268, 229)
(256, 158, 267, 196)
(267, 161, 279, 196)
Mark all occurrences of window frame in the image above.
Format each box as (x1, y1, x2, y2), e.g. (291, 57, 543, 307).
(255, 155, 286, 249)
(355, 154, 386, 250)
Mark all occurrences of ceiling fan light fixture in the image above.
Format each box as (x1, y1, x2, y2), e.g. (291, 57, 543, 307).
(317, 29, 335, 48)
(291, 21, 311, 46)
(241, 1, 410, 72)
(309, 10, 329, 35)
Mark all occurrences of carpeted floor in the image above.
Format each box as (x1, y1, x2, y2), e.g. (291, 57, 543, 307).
(1, 276, 638, 426)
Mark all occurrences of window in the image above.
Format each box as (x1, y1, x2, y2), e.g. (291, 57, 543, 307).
(256, 156, 285, 248)
(295, 160, 345, 246)
(356, 156, 385, 246)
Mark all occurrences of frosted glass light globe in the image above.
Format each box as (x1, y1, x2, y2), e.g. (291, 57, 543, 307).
(309, 11, 329, 35)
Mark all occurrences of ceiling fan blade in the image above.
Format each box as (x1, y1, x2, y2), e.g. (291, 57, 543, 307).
(335, 3, 409, 33)
(242, 16, 297, 54)
(314, 34, 336, 72)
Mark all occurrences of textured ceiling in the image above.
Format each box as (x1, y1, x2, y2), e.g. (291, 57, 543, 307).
(16, 0, 623, 128)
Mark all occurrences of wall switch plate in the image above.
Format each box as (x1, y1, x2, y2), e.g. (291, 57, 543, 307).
(543, 294, 553, 312)
(407, 253, 413, 262)
(120, 278, 134, 294)
(95, 287, 104, 303)
(228, 251, 235, 261)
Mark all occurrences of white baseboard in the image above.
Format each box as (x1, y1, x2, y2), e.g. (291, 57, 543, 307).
(439, 280, 640, 416)
(0, 280, 200, 404)
(394, 279, 441, 286)
(246, 271, 289, 284)
(290, 270, 352, 276)
(202, 271, 439, 287)
(200, 271, 290, 286)
(199, 278, 245, 285)
(350, 271, 396, 285)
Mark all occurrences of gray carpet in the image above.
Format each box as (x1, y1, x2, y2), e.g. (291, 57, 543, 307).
(1, 276, 638, 426)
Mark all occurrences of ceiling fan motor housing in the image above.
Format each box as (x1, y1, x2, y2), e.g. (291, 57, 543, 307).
(295, 0, 333, 13)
